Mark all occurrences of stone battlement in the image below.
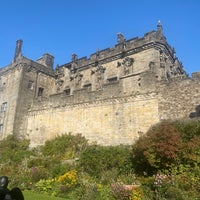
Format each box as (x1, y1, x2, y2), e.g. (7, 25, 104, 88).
(60, 29, 174, 70)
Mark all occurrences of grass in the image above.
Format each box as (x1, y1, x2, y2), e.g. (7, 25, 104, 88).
(23, 190, 64, 200)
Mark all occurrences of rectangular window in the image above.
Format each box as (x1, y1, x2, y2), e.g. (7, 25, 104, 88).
(64, 89, 70, 96)
(28, 80, 34, 90)
(38, 87, 44, 97)
(0, 124, 3, 133)
(83, 83, 92, 88)
(107, 76, 118, 83)
(1, 102, 7, 112)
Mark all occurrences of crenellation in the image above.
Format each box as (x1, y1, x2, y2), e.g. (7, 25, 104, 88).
(61, 29, 171, 72)
(192, 72, 200, 79)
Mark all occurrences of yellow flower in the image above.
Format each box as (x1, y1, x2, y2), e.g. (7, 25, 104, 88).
(57, 170, 78, 188)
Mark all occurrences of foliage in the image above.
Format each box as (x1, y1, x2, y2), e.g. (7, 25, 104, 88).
(29, 166, 50, 183)
(34, 170, 78, 196)
(41, 133, 88, 159)
(129, 187, 144, 200)
(132, 121, 182, 174)
(111, 182, 130, 200)
(172, 119, 200, 141)
(35, 178, 57, 196)
(0, 135, 32, 163)
(131, 119, 200, 199)
(111, 182, 144, 200)
(78, 145, 133, 178)
(0, 121, 199, 199)
(172, 119, 200, 166)
(132, 120, 200, 174)
(57, 169, 78, 188)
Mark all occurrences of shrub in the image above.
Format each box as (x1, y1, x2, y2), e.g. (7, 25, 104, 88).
(165, 186, 184, 200)
(129, 187, 144, 200)
(132, 121, 182, 175)
(35, 178, 57, 196)
(78, 145, 133, 178)
(41, 133, 88, 159)
(172, 119, 200, 141)
(30, 166, 50, 183)
(57, 170, 78, 188)
(111, 182, 130, 200)
(0, 135, 32, 163)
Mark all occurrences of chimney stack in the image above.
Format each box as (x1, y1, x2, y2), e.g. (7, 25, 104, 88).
(14, 39, 23, 62)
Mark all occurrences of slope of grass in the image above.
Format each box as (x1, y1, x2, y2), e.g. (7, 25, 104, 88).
(23, 190, 64, 200)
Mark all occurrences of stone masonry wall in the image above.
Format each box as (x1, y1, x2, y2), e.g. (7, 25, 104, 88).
(14, 62, 55, 137)
(26, 74, 200, 147)
(158, 77, 200, 120)
(27, 93, 159, 147)
(0, 65, 23, 138)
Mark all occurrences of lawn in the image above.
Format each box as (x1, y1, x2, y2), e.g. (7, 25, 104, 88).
(23, 190, 64, 200)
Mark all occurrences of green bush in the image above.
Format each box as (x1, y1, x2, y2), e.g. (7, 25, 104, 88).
(164, 186, 184, 200)
(0, 135, 32, 163)
(78, 145, 133, 178)
(172, 119, 200, 141)
(132, 119, 200, 199)
(41, 133, 88, 158)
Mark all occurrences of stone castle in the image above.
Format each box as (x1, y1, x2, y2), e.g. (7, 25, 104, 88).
(0, 22, 200, 147)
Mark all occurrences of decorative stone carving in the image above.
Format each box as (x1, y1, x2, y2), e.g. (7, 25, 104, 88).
(75, 71, 83, 87)
(117, 57, 134, 75)
(91, 64, 106, 90)
(159, 51, 166, 68)
(70, 66, 83, 89)
(70, 53, 78, 75)
(72, 53, 78, 62)
(149, 61, 155, 72)
(55, 67, 65, 92)
(117, 32, 126, 44)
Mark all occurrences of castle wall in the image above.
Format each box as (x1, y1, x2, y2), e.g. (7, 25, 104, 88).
(27, 93, 159, 147)
(0, 65, 23, 138)
(158, 77, 200, 120)
(13, 63, 55, 137)
(26, 75, 200, 147)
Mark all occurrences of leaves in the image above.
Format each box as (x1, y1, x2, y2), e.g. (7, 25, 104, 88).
(132, 120, 200, 175)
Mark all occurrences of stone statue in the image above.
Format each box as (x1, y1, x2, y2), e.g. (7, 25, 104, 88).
(117, 32, 126, 44)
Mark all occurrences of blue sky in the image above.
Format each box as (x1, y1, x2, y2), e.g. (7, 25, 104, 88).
(0, 0, 199, 75)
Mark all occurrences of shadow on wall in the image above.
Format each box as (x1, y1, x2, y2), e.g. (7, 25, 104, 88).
(189, 105, 200, 118)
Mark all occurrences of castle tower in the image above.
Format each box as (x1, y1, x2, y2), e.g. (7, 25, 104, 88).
(14, 39, 23, 62)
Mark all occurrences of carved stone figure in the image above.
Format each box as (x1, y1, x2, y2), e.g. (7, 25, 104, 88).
(71, 53, 78, 62)
(117, 33, 126, 44)
(149, 61, 155, 72)
(55, 68, 65, 91)
(160, 51, 166, 68)
(75, 72, 83, 87)
(116, 57, 134, 75)
(91, 64, 106, 90)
